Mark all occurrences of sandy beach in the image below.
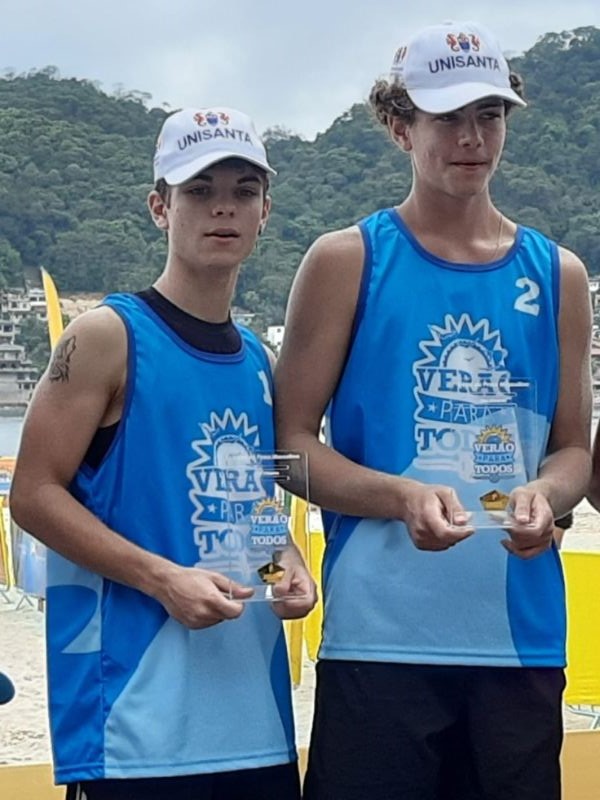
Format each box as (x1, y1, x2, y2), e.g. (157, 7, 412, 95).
(1, 500, 600, 769)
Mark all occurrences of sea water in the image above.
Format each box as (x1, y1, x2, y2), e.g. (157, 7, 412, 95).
(0, 413, 23, 457)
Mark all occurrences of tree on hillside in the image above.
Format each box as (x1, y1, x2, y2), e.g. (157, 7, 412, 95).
(0, 29, 598, 329)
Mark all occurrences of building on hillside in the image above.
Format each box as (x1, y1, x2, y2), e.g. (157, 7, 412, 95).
(232, 308, 256, 327)
(0, 287, 47, 407)
(0, 343, 38, 406)
(265, 325, 285, 352)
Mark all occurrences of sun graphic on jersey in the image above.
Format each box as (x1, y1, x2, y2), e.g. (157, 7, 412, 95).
(476, 425, 513, 445)
(188, 409, 260, 467)
(186, 409, 263, 533)
(418, 313, 507, 371)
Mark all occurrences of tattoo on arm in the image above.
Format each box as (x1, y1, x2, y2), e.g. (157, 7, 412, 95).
(49, 337, 77, 382)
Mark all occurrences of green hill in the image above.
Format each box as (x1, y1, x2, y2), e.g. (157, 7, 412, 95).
(0, 26, 599, 329)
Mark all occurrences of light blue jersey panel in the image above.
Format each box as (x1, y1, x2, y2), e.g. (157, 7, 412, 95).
(321, 209, 565, 667)
(46, 294, 295, 783)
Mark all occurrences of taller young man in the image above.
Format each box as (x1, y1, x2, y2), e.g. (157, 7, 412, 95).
(275, 21, 592, 800)
(10, 106, 315, 800)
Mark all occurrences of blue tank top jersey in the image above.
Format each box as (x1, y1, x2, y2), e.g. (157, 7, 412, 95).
(321, 209, 565, 668)
(46, 293, 295, 783)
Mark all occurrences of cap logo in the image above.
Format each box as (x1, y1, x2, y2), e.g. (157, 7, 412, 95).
(177, 112, 252, 152)
(446, 32, 481, 53)
(430, 32, 498, 75)
(194, 110, 230, 127)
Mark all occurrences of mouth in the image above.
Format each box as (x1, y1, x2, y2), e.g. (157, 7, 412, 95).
(451, 161, 488, 168)
(205, 229, 240, 239)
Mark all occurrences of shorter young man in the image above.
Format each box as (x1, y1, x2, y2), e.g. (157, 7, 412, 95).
(11, 106, 316, 800)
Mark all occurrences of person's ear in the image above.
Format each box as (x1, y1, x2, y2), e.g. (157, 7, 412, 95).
(388, 117, 413, 152)
(147, 190, 169, 230)
(260, 195, 272, 234)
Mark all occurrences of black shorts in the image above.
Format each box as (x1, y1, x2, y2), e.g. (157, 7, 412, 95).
(303, 660, 565, 800)
(65, 762, 301, 800)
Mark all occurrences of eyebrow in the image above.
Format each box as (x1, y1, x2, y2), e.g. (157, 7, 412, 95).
(476, 99, 505, 109)
(189, 174, 262, 185)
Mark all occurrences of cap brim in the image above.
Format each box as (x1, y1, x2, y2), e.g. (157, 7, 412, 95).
(407, 83, 527, 114)
(161, 150, 277, 186)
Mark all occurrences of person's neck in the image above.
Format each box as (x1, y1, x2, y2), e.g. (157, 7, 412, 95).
(400, 187, 498, 234)
(153, 259, 239, 323)
(397, 191, 512, 264)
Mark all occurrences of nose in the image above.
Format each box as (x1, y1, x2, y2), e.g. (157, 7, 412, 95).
(457, 118, 484, 147)
(211, 202, 235, 217)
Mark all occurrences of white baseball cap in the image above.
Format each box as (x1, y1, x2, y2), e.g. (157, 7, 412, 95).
(389, 21, 527, 113)
(153, 106, 276, 185)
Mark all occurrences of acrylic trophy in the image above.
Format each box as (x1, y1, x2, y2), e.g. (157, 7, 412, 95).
(450, 378, 538, 530)
(224, 450, 309, 601)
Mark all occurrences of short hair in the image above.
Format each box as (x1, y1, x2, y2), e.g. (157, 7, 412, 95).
(369, 70, 526, 129)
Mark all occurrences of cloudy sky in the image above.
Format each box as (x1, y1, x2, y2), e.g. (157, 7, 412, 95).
(2, 0, 599, 139)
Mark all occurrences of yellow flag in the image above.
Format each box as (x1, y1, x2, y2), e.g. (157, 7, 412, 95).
(285, 497, 327, 681)
(285, 496, 309, 685)
(0, 495, 14, 589)
(41, 267, 64, 348)
(304, 532, 324, 662)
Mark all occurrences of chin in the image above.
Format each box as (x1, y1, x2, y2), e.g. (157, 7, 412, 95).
(451, 180, 490, 198)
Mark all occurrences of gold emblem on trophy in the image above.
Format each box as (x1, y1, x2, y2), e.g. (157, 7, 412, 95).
(479, 489, 510, 511)
(257, 561, 286, 584)
(257, 549, 285, 585)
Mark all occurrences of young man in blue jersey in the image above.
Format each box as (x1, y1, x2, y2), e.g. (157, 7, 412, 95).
(10, 106, 316, 800)
(275, 21, 592, 800)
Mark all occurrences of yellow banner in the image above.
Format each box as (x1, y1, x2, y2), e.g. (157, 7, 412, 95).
(285, 497, 325, 684)
(0, 496, 14, 588)
(41, 267, 64, 348)
(562, 550, 600, 706)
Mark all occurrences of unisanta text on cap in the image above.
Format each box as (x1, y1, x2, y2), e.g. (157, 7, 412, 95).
(389, 21, 527, 113)
(153, 107, 276, 185)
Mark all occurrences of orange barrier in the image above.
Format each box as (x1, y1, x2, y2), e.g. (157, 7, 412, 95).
(0, 763, 62, 800)
(2, 734, 600, 800)
(561, 731, 600, 799)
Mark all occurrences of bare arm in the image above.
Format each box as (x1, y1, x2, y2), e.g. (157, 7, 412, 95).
(275, 229, 470, 551)
(505, 247, 592, 556)
(10, 308, 251, 626)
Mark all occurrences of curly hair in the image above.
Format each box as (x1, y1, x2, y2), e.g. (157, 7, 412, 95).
(368, 70, 526, 129)
(154, 178, 171, 203)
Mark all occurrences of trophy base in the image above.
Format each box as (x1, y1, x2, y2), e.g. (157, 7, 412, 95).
(225, 585, 309, 603)
(451, 509, 512, 530)
(450, 509, 536, 530)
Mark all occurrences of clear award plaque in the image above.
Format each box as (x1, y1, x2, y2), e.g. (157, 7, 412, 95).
(224, 450, 309, 601)
(450, 378, 538, 530)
